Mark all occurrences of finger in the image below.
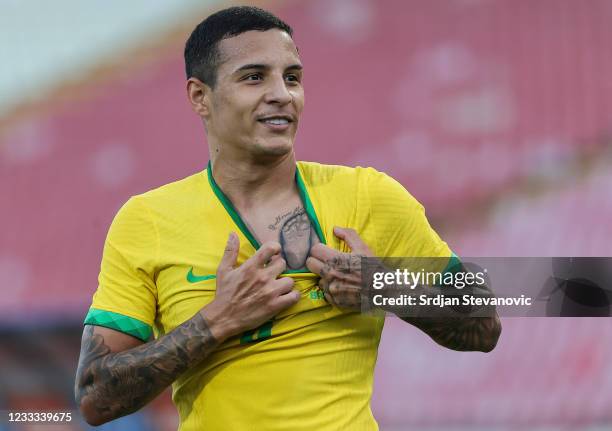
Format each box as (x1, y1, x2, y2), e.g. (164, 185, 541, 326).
(265, 256, 287, 277)
(306, 256, 325, 276)
(268, 253, 283, 264)
(327, 280, 359, 310)
(318, 278, 334, 305)
(342, 283, 362, 302)
(323, 291, 335, 306)
(249, 241, 282, 267)
(271, 289, 301, 311)
(271, 276, 295, 295)
(328, 279, 340, 297)
(217, 232, 239, 274)
(309, 243, 341, 262)
(333, 227, 371, 255)
(318, 278, 329, 295)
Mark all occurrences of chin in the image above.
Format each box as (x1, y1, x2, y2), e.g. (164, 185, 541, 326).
(253, 137, 294, 157)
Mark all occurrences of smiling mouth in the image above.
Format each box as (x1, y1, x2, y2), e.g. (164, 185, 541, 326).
(257, 116, 295, 131)
(259, 118, 291, 126)
(257, 114, 293, 126)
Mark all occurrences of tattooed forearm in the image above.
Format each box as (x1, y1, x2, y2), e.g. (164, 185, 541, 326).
(399, 280, 502, 352)
(75, 312, 218, 425)
(403, 314, 502, 352)
(314, 249, 502, 352)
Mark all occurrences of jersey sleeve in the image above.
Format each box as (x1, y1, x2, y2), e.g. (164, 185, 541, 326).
(367, 170, 456, 269)
(84, 196, 159, 341)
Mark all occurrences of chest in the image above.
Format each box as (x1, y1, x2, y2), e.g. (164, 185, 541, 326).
(150, 168, 365, 335)
(239, 196, 321, 271)
(152, 200, 327, 335)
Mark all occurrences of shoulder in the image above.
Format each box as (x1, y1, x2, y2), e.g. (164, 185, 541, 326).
(297, 161, 413, 199)
(135, 170, 206, 202)
(296, 161, 386, 188)
(109, 171, 207, 229)
(123, 170, 208, 211)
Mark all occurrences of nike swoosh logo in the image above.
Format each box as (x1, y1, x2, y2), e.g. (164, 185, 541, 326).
(186, 267, 216, 283)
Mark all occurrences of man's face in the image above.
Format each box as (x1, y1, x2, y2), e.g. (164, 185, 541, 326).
(204, 29, 304, 159)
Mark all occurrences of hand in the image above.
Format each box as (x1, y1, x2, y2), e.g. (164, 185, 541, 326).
(306, 227, 373, 310)
(203, 233, 300, 341)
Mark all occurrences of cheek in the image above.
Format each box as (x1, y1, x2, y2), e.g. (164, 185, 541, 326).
(212, 90, 248, 117)
(213, 104, 251, 131)
(293, 90, 305, 110)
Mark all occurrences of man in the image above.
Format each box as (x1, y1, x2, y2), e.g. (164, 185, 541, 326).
(75, 6, 501, 430)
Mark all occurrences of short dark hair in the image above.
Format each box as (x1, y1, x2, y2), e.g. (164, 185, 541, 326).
(184, 6, 293, 88)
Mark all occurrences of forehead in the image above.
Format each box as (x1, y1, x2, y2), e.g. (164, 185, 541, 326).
(216, 29, 300, 75)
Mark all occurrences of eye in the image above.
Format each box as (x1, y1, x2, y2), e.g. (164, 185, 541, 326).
(285, 74, 300, 83)
(243, 73, 262, 82)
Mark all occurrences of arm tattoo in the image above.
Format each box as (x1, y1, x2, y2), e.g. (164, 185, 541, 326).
(75, 312, 218, 423)
(396, 264, 501, 352)
(403, 314, 502, 352)
(399, 279, 502, 352)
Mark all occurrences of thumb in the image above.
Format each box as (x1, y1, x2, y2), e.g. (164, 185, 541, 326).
(333, 227, 371, 255)
(218, 232, 239, 274)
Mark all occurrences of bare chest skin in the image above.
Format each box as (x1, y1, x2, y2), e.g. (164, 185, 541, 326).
(239, 194, 320, 271)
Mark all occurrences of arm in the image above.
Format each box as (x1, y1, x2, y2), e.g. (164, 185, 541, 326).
(75, 310, 222, 426)
(307, 228, 501, 353)
(76, 234, 299, 425)
(398, 277, 502, 352)
(362, 170, 501, 351)
(402, 313, 502, 353)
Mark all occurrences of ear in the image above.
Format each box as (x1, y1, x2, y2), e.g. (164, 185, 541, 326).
(187, 77, 211, 118)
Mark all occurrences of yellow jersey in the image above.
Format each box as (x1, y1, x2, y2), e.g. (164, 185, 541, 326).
(85, 161, 452, 430)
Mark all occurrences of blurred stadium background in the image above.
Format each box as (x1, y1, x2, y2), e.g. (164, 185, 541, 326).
(1, 0, 611, 430)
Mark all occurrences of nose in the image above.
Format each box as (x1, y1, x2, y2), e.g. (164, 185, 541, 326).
(263, 74, 292, 106)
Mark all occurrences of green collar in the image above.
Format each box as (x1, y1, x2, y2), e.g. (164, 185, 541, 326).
(206, 160, 326, 251)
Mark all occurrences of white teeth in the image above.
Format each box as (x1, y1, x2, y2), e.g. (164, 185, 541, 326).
(263, 118, 289, 125)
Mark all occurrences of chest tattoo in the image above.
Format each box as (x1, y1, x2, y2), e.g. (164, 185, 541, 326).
(270, 206, 319, 270)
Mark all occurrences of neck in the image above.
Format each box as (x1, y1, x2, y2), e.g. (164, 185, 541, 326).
(210, 151, 297, 210)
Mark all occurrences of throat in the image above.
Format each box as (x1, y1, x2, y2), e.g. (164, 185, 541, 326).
(212, 158, 296, 209)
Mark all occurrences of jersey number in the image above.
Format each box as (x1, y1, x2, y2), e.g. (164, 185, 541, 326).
(240, 320, 273, 344)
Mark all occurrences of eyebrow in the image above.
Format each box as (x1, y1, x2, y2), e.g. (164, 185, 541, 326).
(233, 63, 303, 74)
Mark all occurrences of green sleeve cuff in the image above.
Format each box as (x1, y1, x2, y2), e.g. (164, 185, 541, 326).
(84, 308, 152, 342)
(442, 252, 462, 275)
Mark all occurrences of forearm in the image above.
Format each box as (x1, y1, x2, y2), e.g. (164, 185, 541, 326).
(401, 313, 501, 352)
(394, 283, 502, 352)
(75, 310, 220, 425)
